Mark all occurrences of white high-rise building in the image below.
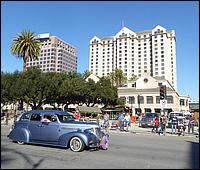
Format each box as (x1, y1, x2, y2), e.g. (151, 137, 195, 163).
(89, 25, 177, 90)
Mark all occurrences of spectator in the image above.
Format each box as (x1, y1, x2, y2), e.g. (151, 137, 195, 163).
(103, 112, 109, 131)
(171, 114, 178, 135)
(152, 117, 159, 133)
(162, 115, 168, 136)
(184, 116, 190, 133)
(74, 111, 81, 121)
(188, 114, 195, 134)
(124, 113, 131, 131)
(5, 112, 9, 125)
(118, 113, 125, 131)
(138, 114, 143, 127)
(96, 113, 102, 125)
(159, 115, 164, 135)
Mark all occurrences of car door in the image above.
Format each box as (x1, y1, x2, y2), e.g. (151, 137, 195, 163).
(28, 113, 43, 141)
(39, 114, 60, 143)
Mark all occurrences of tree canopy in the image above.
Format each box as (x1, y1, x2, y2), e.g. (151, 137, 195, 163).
(1, 68, 123, 110)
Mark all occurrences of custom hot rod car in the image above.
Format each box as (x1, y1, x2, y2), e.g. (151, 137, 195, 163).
(8, 110, 106, 152)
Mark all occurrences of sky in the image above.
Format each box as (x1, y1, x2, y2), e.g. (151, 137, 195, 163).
(1, 1, 199, 102)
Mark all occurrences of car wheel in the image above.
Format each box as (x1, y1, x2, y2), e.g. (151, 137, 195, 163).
(69, 137, 85, 152)
(17, 141, 24, 145)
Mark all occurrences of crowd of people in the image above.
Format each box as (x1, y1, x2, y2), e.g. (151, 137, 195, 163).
(150, 113, 197, 136)
(100, 112, 198, 136)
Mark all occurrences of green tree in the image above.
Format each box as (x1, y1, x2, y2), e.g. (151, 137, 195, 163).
(83, 79, 98, 107)
(81, 70, 92, 79)
(11, 30, 40, 70)
(95, 77, 119, 107)
(1, 72, 14, 109)
(108, 68, 127, 87)
(21, 67, 46, 109)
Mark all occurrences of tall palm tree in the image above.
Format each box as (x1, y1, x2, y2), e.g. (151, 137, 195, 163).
(114, 68, 127, 87)
(108, 71, 115, 86)
(11, 30, 41, 71)
(11, 30, 40, 110)
(108, 68, 127, 87)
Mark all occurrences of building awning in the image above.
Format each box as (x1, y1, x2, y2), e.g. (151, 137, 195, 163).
(77, 106, 102, 114)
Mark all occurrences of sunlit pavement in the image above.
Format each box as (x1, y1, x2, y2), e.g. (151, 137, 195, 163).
(109, 122, 199, 138)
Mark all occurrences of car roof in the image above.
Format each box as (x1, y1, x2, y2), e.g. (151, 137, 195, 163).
(26, 110, 72, 116)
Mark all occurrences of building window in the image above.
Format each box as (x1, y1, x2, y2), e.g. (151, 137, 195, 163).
(129, 96, 135, 104)
(138, 96, 144, 104)
(147, 96, 153, 104)
(156, 96, 160, 104)
(166, 96, 173, 104)
(180, 99, 185, 106)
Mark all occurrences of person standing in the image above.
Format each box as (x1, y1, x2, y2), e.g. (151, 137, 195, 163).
(118, 113, 125, 131)
(152, 117, 159, 133)
(138, 114, 143, 127)
(184, 116, 190, 133)
(96, 113, 102, 125)
(171, 114, 178, 135)
(103, 112, 110, 131)
(188, 114, 195, 134)
(74, 111, 81, 121)
(159, 115, 164, 135)
(124, 113, 130, 131)
(162, 115, 168, 136)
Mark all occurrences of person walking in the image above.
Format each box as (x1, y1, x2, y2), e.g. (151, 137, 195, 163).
(152, 117, 159, 133)
(171, 114, 178, 135)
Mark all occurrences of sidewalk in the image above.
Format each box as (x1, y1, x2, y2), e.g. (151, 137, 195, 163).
(1, 118, 14, 127)
(109, 122, 199, 137)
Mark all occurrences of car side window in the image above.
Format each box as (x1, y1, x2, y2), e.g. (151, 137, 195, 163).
(42, 114, 57, 122)
(20, 113, 31, 121)
(30, 113, 41, 121)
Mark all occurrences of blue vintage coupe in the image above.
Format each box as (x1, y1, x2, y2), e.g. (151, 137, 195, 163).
(8, 110, 105, 152)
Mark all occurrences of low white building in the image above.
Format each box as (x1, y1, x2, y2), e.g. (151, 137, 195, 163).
(118, 73, 190, 114)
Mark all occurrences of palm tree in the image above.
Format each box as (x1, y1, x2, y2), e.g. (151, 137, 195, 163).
(11, 30, 40, 110)
(108, 68, 127, 87)
(114, 68, 127, 87)
(108, 71, 115, 86)
(11, 30, 41, 71)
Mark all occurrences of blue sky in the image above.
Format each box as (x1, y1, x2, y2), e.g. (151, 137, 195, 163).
(1, 1, 199, 102)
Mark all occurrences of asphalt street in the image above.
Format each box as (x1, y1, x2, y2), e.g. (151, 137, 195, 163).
(1, 124, 199, 169)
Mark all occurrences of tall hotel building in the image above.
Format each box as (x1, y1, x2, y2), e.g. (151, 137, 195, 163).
(25, 33, 77, 73)
(89, 25, 177, 90)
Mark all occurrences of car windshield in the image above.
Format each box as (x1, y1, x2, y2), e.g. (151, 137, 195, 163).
(56, 114, 75, 123)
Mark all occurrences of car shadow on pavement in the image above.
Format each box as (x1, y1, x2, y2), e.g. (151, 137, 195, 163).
(186, 141, 199, 169)
(1, 145, 44, 169)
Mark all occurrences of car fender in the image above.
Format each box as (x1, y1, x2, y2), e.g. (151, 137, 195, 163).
(8, 127, 30, 143)
(58, 131, 89, 147)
